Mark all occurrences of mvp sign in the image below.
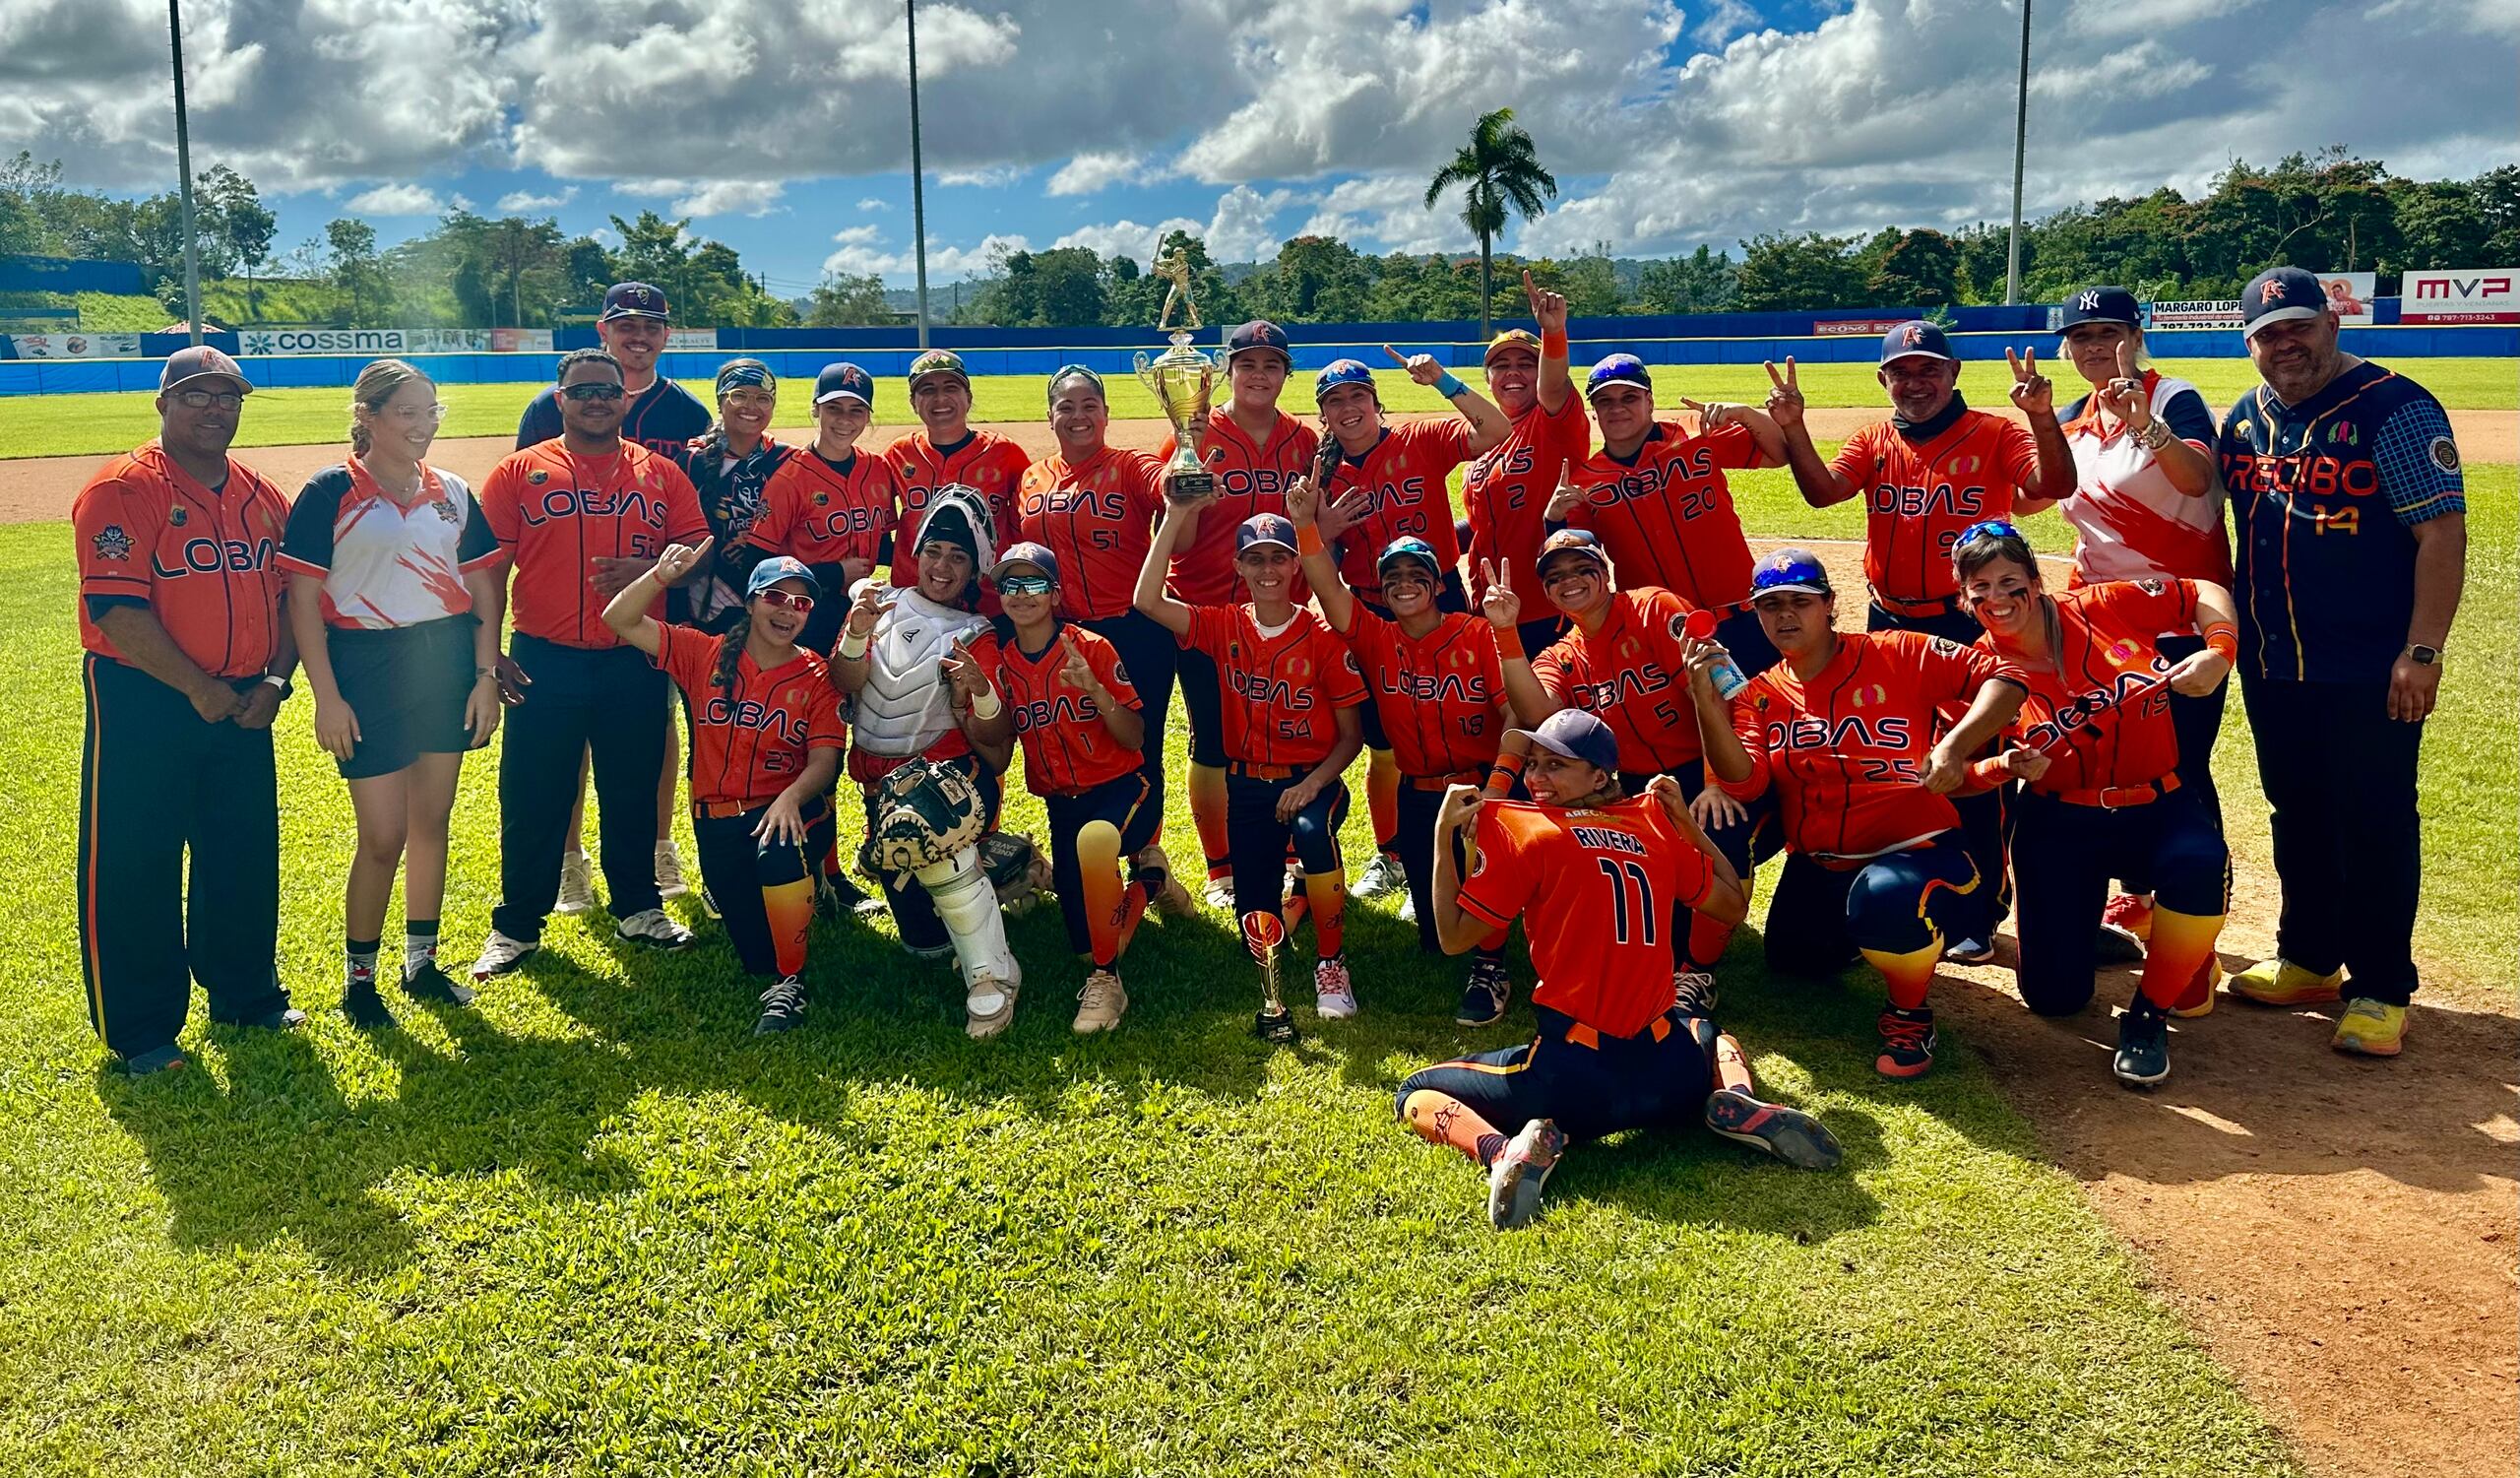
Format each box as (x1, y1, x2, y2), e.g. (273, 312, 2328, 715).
(2401, 270, 2520, 324)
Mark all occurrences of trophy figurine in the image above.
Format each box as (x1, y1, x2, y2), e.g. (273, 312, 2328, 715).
(1240, 910, 1297, 1044)
(1134, 249, 1227, 502)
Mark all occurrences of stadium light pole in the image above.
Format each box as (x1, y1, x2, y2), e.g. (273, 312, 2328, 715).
(907, 0, 931, 348)
(167, 0, 203, 345)
(2003, 0, 2032, 305)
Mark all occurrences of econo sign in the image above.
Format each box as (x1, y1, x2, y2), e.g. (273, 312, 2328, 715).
(2401, 270, 2520, 324)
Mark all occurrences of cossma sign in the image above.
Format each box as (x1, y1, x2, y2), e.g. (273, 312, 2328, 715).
(2401, 270, 2520, 324)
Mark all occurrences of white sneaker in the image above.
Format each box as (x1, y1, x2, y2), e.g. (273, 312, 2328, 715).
(616, 908, 694, 949)
(655, 840, 688, 899)
(1134, 844, 1197, 918)
(1203, 875, 1236, 912)
(555, 852, 596, 916)
(966, 972, 1018, 1040)
(1355, 851, 1407, 898)
(1073, 967, 1127, 1033)
(1314, 955, 1358, 1019)
(471, 930, 537, 980)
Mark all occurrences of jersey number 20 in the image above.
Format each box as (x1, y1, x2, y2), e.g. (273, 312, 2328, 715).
(1596, 857, 1659, 945)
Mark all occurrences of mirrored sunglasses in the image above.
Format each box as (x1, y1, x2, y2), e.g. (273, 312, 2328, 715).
(995, 574, 1055, 596)
(754, 589, 815, 613)
(560, 382, 625, 402)
(1954, 519, 2023, 547)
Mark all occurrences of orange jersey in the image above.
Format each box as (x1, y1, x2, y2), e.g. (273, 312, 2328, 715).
(1566, 418, 1760, 609)
(1161, 409, 1319, 605)
(1322, 419, 1475, 607)
(1457, 796, 1718, 1039)
(1531, 587, 1703, 774)
(1180, 604, 1366, 768)
(1830, 411, 2042, 604)
(1722, 630, 2024, 864)
(73, 440, 290, 678)
(1343, 609, 1505, 778)
(1989, 580, 2199, 796)
(1015, 447, 1166, 620)
(478, 439, 707, 649)
(652, 622, 846, 807)
(743, 446, 899, 570)
(1464, 392, 1590, 603)
(882, 429, 1029, 587)
(986, 620, 1144, 795)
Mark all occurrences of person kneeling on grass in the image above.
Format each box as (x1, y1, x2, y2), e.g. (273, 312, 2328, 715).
(602, 545, 845, 1035)
(1402, 709, 1843, 1233)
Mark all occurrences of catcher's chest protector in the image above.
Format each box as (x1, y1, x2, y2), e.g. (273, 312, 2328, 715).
(852, 588, 988, 756)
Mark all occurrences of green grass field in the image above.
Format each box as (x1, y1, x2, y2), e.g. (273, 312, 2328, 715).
(2, 355, 2511, 461)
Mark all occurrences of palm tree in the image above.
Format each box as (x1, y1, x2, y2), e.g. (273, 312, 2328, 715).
(1423, 107, 1558, 340)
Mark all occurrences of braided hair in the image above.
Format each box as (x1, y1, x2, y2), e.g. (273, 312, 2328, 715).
(711, 610, 752, 692)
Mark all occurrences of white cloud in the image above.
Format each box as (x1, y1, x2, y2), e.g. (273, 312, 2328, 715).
(1051, 217, 1203, 263)
(1047, 151, 1165, 196)
(496, 186, 578, 213)
(1694, 0, 1762, 44)
(822, 231, 1031, 281)
(345, 183, 451, 216)
(1203, 185, 1300, 262)
(1299, 176, 1458, 256)
(939, 164, 1026, 188)
(833, 224, 885, 246)
(856, 197, 891, 212)
(619, 177, 788, 218)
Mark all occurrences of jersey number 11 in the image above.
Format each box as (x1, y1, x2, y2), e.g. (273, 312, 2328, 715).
(1597, 857, 1659, 946)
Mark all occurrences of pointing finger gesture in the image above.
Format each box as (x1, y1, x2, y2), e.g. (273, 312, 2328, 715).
(1522, 269, 1568, 335)
(1386, 344, 1444, 387)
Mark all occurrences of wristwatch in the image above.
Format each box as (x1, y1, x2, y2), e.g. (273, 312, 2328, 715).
(2405, 644, 2440, 666)
(259, 674, 293, 699)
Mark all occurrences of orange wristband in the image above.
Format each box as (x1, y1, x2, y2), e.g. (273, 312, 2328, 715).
(2202, 623, 2237, 663)
(1296, 524, 1326, 557)
(1542, 327, 1569, 359)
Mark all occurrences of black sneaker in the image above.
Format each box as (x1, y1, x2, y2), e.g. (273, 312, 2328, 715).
(2112, 996, 2172, 1088)
(1704, 1087, 1843, 1169)
(1454, 956, 1510, 1026)
(122, 1043, 188, 1076)
(1671, 968, 1720, 1019)
(754, 975, 807, 1035)
(401, 961, 478, 1007)
(816, 872, 872, 918)
(1875, 1006, 1938, 1078)
(218, 1006, 308, 1032)
(1943, 935, 1997, 965)
(343, 978, 394, 1029)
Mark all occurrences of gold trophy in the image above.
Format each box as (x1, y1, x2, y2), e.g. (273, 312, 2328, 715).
(1134, 248, 1226, 502)
(1240, 910, 1297, 1044)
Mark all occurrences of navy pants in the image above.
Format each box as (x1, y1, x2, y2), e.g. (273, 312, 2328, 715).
(1175, 644, 1228, 769)
(1226, 768, 1349, 932)
(1080, 609, 1175, 837)
(2116, 632, 2226, 895)
(1866, 600, 2007, 936)
(1763, 832, 1983, 976)
(493, 634, 670, 941)
(1393, 778, 1491, 953)
(1043, 773, 1160, 957)
(1395, 1005, 1714, 1145)
(1618, 759, 1779, 969)
(2011, 785, 2226, 1015)
(692, 797, 833, 978)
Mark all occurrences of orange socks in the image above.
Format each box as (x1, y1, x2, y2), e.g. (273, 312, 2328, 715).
(2138, 905, 2224, 1011)
(1188, 762, 1231, 880)
(1077, 820, 1149, 968)
(1367, 747, 1400, 858)
(1402, 1089, 1507, 1166)
(1304, 869, 1348, 958)
(1862, 938, 1942, 1011)
(762, 876, 815, 977)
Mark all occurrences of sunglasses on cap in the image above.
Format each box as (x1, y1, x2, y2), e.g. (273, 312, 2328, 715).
(1954, 519, 2024, 547)
(560, 382, 625, 402)
(753, 588, 814, 613)
(995, 574, 1055, 596)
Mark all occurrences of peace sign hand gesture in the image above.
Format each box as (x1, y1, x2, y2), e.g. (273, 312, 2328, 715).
(2005, 346, 2054, 418)
(1057, 630, 1098, 692)
(942, 636, 989, 702)
(2095, 338, 2151, 432)
(1479, 558, 1521, 631)
(1522, 269, 1568, 336)
(1384, 344, 1444, 387)
(1763, 357, 1806, 430)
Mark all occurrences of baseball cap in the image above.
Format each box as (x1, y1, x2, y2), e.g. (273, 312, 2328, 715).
(2241, 266, 2329, 340)
(1584, 353, 1653, 400)
(1509, 708, 1621, 777)
(907, 349, 970, 388)
(1878, 320, 1958, 365)
(1375, 536, 1441, 578)
(1749, 546, 1832, 600)
(988, 541, 1061, 585)
(1235, 513, 1299, 556)
(1314, 358, 1375, 402)
(814, 361, 874, 406)
(1537, 528, 1610, 582)
(2057, 286, 2140, 331)
(1227, 320, 1292, 363)
(599, 282, 670, 323)
(1483, 328, 1542, 364)
(159, 345, 253, 395)
(746, 556, 819, 599)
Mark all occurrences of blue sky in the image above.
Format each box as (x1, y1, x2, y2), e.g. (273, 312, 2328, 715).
(6, 0, 2514, 299)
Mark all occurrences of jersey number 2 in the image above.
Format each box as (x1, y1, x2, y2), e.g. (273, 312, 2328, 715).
(1596, 857, 1659, 945)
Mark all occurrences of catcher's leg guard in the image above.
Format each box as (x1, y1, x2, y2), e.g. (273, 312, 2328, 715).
(915, 845, 1023, 1035)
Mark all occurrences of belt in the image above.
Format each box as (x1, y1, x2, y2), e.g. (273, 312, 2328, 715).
(1228, 760, 1302, 781)
(693, 796, 774, 819)
(2049, 770, 2181, 809)
(1870, 589, 1961, 618)
(1405, 769, 1481, 792)
(1564, 1015, 1674, 1050)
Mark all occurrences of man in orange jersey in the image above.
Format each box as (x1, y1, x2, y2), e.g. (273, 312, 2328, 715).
(1160, 319, 1320, 908)
(882, 349, 1030, 610)
(73, 346, 306, 1074)
(1464, 273, 1591, 661)
(1398, 708, 1841, 1232)
(472, 349, 713, 979)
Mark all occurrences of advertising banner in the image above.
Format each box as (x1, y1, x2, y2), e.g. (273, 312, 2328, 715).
(10, 333, 142, 358)
(2312, 272, 2375, 324)
(664, 329, 719, 352)
(235, 327, 578, 355)
(1812, 317, 1910, 337)
(2401, 269, 2520, 323)
(2149, 299, 2243, 329)
(488, 328, 556, 352)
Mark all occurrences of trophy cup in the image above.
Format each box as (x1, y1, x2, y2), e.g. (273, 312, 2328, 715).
(1240, 910, 1298, 1044)
(1134, 249, 1226, 502)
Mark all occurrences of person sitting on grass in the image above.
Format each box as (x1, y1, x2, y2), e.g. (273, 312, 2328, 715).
(1402, 708, 1843, 1233)
(602, 544, 844, 1036)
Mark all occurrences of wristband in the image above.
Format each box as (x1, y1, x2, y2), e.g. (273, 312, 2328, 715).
(837, 629, 871, 660)
(1295, 524, 1326, 557)
(2201, 624, 2238, 663)
(1433, 372, 1468, 399)
(1542, 327, 1568, 359)
(971, 689, 1003, 721)
(1487, 751, 1526, 778)
(2138, 419, 2173, 450)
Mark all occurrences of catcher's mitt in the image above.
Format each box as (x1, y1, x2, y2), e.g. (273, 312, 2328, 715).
(859, 759, 990, 876)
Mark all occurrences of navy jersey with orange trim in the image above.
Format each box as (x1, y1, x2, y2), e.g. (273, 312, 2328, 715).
(653, 622, 845, 807)
(1180, 604, 1366, 767)
(986, 620, 1144, 795)
(1343, 609, 1505, 778)
(1990, 580, 2198, 796)
(1015, 447, 1166, 620)
(1464, 392, 1590, 603)
(1830, 411, 2042, 604)
(744, 446, 900, 570)
(1531, 587, 1703, 773)
(1565, 418, 1760, 609)
(73, 439, 291, 678)
(477, 438, 709, 649)
(1322, 419, 1475, 607)
(1457, 796, 1717, 1039)
(1161, 409, 1320, 606)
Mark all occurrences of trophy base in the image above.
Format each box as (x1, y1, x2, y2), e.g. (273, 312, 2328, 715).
(1254, 1005, 1298, 1044)
(1166, 469, 1216, 503)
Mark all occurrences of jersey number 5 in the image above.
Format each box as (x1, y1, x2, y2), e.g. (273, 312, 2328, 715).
(1596, 857, 1659, 945)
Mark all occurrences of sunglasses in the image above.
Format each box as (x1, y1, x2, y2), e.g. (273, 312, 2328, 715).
(995, 574, 1055, 596)
(384, 402, 448, 424)
(1954, 519, 2023, 547)
(560, 382, 626, 402)
(754, 589, 815, 613)
(172, 389, 244, 411)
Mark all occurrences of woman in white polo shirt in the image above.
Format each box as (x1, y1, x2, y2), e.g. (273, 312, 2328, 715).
(282, 358, 508, 1026)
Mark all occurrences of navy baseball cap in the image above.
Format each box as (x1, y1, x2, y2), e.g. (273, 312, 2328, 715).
(1749, 546, 1833, 600)
(1228, 320, 1291, 363)
(1584, 353, 1653, 400)
(159, 345, 253, 394)
(814, 361, 874, 405)
(599, 282, 670, 323)
(1235, 513, 1299, 555)
(1376, 536, 1441, 578)
(2058, 287, 2140, 331)
(1879, 320, 1957, 364)
(746, 556, 819, 598)
(1314, 358, 1375, 402)
(1537, 527, 1608, 573)
(1511, 708, 1621, 776)
(2241, 267, 2329, 340)
(988, 541, 1061, 585)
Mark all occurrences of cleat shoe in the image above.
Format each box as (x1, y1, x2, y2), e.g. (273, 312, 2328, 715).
(1134, 845, 1197, 919)
(1398, 891, 1418, 924)
(1313, 955, 1358, 1019)
(1355, 850, 1408, 899)
(122, 1044, 188, 1076)
(1943, 935, 1996, 965)
(1875, 1006, 1938, 1078)
(965, 972, 1018, 1040)
(616, 909, 694, 950)
(1455, 956, 1510, 1026)
(2098, 892, 2154, 960)
(1485, 1118, 1566, 1231)
(220, 1006, 308, 1032)
(754, 975, 807, 1035)
(2230, 957, 2345, 1006)
(1671, 968, 1720, 1019)
(402, 961, 477, 1007)
(1073, 967, 1128, 1033)
(2170, 955, 2221, 1019)
(2112, 996, 2173, 1087)
(698, 884, 722, 921)
(655, 840, 689, 899)
(343, 980, 394, 1029)
(1704, 1088, 1843, 1169)
(1203, 875, 1236, 912)
(2331, 997, 2407, 1058)
(555, 851, 596, 916)
(472, 931, 537, 980)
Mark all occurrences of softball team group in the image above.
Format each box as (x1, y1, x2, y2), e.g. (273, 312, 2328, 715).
(73, 264, 2464, 1229)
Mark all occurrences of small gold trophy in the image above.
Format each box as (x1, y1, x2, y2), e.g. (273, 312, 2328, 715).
(1134, 248, 1226, 502)
(1240, 909, 1297, 1044)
